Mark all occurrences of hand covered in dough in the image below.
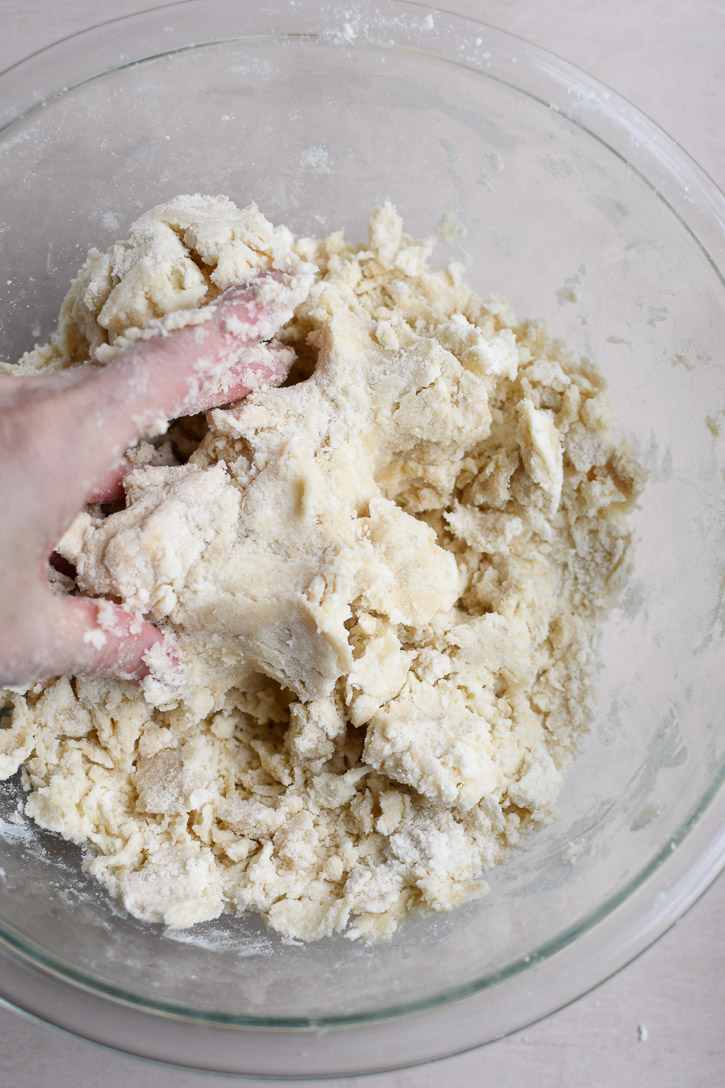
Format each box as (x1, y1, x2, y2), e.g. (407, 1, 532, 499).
(0, 280, 293, 688)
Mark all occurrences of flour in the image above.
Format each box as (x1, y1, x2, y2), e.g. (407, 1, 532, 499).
(0, 196, 643, 940)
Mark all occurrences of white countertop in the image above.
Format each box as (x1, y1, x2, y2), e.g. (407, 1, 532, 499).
(1, 2, 723, 1086)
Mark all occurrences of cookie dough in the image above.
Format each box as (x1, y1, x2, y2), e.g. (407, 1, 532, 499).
(0, 196, 643, 940)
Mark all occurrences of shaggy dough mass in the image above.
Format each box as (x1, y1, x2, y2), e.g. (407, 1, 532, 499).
(0, 195, 643, 940)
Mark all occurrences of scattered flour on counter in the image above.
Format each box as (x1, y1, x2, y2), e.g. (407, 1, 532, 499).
(0, 195, 644, 940)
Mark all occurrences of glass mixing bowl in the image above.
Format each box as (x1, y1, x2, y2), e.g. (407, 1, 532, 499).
(1, 0, 724, 1078)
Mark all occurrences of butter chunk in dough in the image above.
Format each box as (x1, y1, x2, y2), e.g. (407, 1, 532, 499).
(0, 196, 644, 941)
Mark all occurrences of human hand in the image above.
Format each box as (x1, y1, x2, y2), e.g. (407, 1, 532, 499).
(0, 279, 293, 689)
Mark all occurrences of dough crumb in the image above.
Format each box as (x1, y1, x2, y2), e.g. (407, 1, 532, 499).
(0, 196, 644, 941)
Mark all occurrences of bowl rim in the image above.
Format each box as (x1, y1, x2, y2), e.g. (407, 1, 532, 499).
(0, 0, 724, 1076)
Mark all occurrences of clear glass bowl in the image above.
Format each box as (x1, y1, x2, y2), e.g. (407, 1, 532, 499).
(1, 0, 724, 1078)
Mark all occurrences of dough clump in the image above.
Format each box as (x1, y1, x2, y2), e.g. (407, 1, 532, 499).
(0, 195, 643, 940)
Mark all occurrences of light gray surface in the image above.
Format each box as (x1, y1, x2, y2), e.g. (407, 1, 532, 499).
(1, 1, 724, 1085)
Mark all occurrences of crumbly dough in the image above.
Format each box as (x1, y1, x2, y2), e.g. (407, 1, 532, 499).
(0, 196, 643, 940)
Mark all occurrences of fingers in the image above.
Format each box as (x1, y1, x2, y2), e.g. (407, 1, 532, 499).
(87, 462, 131, 504)
(41, 596, 179, 683)
(87, 339, 294, 504)
(91, 277, 292, 443)
(0, 273, 298, 690)
(186, 338, 293, 415)
(7, 278, 295, 542)
(0, 587, 179, 688)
